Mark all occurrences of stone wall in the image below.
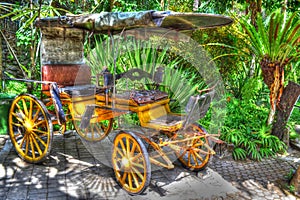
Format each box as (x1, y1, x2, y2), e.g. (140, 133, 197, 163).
(41, 27, 85, 65)
(0, 18, 24, 78)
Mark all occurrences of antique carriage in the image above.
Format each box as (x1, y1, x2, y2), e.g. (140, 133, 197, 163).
(4, 11, 232, 194)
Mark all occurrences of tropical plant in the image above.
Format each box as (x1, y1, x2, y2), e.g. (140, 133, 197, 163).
(238, 10, 300, 125)
(86, 36, 206, 113)
(220, 94, 287, 161)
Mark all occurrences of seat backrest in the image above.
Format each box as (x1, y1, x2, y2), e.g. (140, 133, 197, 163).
(183, 90, 215, 128)
(42, 64, 91, 90)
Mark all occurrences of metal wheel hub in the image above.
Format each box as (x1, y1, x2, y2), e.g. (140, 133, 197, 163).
(122, 156, 132, 170)
(24, 119, 34, 132)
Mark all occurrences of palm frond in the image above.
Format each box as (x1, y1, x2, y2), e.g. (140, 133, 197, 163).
(279, 11, 299, 44)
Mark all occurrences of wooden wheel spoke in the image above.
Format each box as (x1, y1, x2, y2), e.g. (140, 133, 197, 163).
(32, 128, 48, 135)
(32, 108, 41, 123)
(116, 147, 125, 158)
(128, 173, 133, 189)
(21, 99, 29, 117)
(15, 103, 26, 118)
(25, 135, 29, 155)
(11, 122, 23, 128)
(94, 124, 102, 137)
(12, 113, 24, 124)
(121, 172, 128, 184)
(193, 147, 209, 155)
(193, 140, 204, 147)
(119, 139, 127, 156)
(30, 134, 43, 155)
(131, 152, 143, 162)
(187, 151, 191, 165)
(132, 161, 145, 169)
(131, 165, 144, 180)
(193, 150, 204, 162)
(29, 135, 35, 159)
(31, 131, 47, 147)
(33, 120, 46, 128)
(131, 172, 140, 187)
(177, 148, 188, 159)
(13, 133, 22, 139)
(29, 99, 33, 120)
(19, 134, 27, 149)
(130, 142, 137, 155)
(191, 151, 199, 165)
(126, 137, 130, 154)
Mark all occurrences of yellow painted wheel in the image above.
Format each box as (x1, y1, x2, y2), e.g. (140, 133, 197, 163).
(112, 131, 151, 195)
(8, 94, 53, 163)
(73, 118, 113, 141)
(175, 124, 211, 172)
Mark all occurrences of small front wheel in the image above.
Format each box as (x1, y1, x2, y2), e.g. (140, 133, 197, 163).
(8, 94, 53, 163)
(111, 131, 151, 195)
(73, 118, 113, 142)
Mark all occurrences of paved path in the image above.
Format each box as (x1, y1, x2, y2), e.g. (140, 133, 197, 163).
(0, 133, 299, 200)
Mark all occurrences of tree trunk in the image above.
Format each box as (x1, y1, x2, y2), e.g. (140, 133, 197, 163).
(247, 0, 262, 27)
(193, 0, 199, 11)
(0, 33, 2, 90)
(272, 81, 300, 141)
(161, 0, 165, 10)
(290, 164, 300, 196)
(109, 0, 114, 12)
(257, 0, 262, 13)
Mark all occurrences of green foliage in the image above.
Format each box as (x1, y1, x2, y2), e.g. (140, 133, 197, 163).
(3, 81, 27, 95)
(0, 1, 72, 83)
(232, 147, 247, 160)
(286, 184, 296, 193)
(193, 22, 259, 100)
(220, 94, 287, 161)
(112, 0, 161, 11)
(196, 0, 235, 13)
(238, 10, 300, 65)
(285, 169, 296, 180)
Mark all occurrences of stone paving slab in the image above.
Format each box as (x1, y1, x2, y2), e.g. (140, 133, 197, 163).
(0, 133, 299, 200)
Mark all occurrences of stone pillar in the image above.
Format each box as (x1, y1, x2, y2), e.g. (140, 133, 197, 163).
(40, 27, 91, 90)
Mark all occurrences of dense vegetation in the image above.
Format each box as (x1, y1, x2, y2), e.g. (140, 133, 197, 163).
(0, 0, 299, 161)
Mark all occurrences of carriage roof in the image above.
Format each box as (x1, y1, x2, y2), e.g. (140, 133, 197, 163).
(35, 11, 233, 34)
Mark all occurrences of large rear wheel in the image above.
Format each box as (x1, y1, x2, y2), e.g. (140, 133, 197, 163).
(8, 94, 53, 163)
(175, 124, 211, 172)
(111, 131, 151, 195)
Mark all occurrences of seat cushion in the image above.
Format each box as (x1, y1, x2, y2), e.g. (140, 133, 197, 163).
(42, 64, 91, 90)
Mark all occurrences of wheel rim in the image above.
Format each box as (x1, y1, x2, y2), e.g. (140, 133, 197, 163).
(74, 118, 113, 141)
(8, 94, 52, 163)
(112, 132, 150, 194)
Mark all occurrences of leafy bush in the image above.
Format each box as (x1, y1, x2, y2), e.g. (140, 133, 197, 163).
(220, 94, 287, 161)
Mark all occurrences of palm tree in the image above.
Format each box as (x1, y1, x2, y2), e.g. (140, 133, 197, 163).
(239, 11, 300, 126)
